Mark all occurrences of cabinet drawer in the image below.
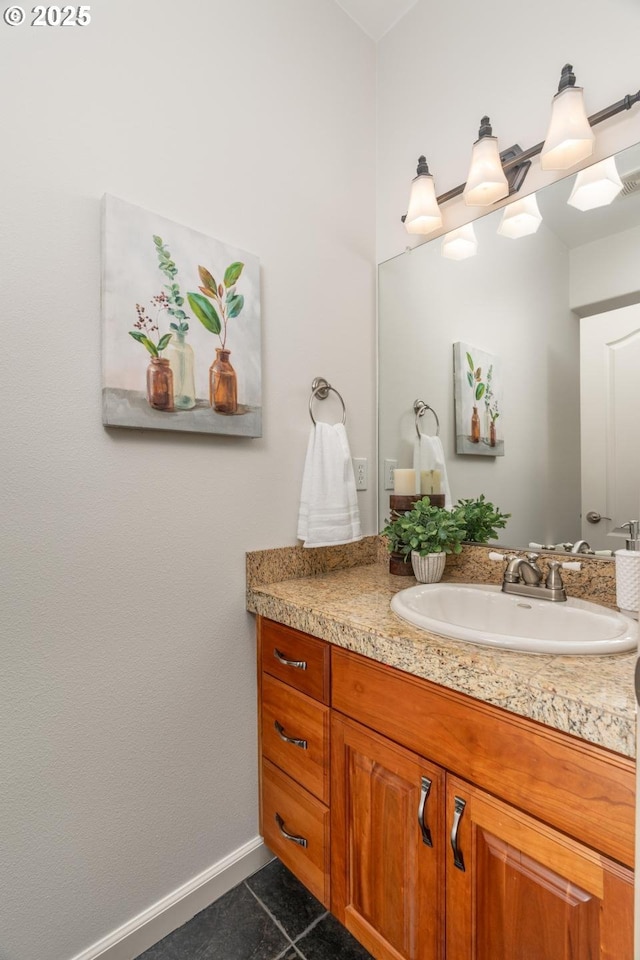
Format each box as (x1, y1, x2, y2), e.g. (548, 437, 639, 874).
(262, 674, 330, 803)
(261, 758, 330, 907)
(260, 618, 329, 703)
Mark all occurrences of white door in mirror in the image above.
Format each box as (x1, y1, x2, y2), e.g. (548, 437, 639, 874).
(580, 304, 640, 550)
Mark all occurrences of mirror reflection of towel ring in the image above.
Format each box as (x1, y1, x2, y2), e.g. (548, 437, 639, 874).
(414, 400, 440, 439)
(309, 377, 346, 425)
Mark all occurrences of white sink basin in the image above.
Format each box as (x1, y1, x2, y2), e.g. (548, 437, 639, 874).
(390, 583, 638, 655)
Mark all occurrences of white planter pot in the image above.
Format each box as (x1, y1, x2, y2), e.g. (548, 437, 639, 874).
(411, 551, 446, 584)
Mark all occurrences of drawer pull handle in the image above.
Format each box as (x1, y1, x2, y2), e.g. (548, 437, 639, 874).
(274, 720, 308, 750)
(417, 775, 433, 847)
(275, 812, 308, 848)
(274, 648, 307, 670)
(450, 796, 466, 872)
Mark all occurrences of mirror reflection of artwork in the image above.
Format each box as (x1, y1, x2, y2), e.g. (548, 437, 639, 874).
(102, 195, 262, 437)
(453, 342, 504, 456)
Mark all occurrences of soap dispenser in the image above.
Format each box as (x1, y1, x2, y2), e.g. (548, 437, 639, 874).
(615, 520, 640, 620)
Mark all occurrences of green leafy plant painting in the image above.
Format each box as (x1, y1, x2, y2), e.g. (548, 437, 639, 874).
(187, 262, 245, 350)
(101, 194, 262, 437)
(453, 341, 504, 456)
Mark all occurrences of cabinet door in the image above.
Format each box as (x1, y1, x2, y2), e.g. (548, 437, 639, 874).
(331, 714, 445, 960)
(445, 774, 633, 960)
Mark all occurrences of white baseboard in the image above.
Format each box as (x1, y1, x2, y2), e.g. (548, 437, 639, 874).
(69, 837, 273, 960)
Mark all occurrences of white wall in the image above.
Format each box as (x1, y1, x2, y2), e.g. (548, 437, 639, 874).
(571, 224, 640, 314)
(377, 0, 640, 264)
(0, 3, 376, 960)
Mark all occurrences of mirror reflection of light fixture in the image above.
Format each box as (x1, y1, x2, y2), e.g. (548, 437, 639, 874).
(497, 194, 543, 239)
(541, 65, 594, 171)
(567, 157, 624, 211)
(405, 156, 442, 235)
(463, 117, 510, 207)
(441, 223, 478, 260)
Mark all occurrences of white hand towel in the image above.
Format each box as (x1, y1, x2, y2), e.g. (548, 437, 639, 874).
(413, 434, 453, 509)
(298, 422, 362, 548)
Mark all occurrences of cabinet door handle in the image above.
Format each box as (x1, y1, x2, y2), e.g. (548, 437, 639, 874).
(274, 720, 308, 750)
(274, 648, 307, 670)
(275, 812, 308, 848)
(417, 776, 433, 847)
(450, 796, 466, 871)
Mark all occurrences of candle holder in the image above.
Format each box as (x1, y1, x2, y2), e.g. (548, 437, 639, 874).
(390, 494, 422, 514)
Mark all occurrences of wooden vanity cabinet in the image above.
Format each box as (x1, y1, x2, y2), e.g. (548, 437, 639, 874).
(257, 618, 635, 959)
(331, 647, 634, 960)
(257, 618, 331, 906)
(444, 775, 633, 960)
(331, 714, 445, 960)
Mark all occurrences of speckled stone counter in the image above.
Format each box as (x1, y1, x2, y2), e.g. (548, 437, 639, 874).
(247, 541, 637, 758)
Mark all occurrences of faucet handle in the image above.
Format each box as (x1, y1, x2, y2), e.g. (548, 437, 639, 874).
(526, 552, 539, 562)
(545, 560, 564, 590)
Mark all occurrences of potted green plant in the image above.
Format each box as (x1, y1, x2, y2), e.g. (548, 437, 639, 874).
(382, 497, 467, 583)
(453, 494, 510, 543)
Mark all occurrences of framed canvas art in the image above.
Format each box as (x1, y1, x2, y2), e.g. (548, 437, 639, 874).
(453, 342, 504, 456)
(102, 195, 262, 437)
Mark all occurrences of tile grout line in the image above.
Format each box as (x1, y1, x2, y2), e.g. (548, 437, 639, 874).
(289, 907, 330, 945)
(243, 880, 297, 951)
(243, 878, 329, 957)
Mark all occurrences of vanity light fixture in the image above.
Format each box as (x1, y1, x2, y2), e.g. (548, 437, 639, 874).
(404, 156, 443, 235)
(540, 65, 594, 171)
(401, 66, 639, 232)
(463, 117, 510, 207)
(441, 223, 478, 260)
(567, 156, 624, 211)
(497, 194, 543, 239)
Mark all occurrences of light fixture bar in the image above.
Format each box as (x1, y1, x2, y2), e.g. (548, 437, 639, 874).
(401, 87, 640, 222)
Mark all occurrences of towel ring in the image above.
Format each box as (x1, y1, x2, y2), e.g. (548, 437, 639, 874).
(414, 400, 440, 439)
(309, 377, 346, 426)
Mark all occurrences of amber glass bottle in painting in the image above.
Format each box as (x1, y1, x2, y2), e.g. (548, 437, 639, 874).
(210, 348, 238, 414)
(147, 357, 174, 411)
(166, 332, 196, 410)
(471, 405, 480, 442)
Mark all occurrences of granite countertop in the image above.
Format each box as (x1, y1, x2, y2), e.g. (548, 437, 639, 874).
(247, 544, 636, 759)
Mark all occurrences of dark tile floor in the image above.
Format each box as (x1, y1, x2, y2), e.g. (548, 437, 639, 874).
(134, 858, 373, 960)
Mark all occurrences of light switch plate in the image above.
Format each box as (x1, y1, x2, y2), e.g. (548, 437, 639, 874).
(384, 459, 397, 490)
(353, 458, 368, 491)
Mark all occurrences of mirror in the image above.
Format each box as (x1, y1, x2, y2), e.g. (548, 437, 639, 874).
(378, 141, 640, 553)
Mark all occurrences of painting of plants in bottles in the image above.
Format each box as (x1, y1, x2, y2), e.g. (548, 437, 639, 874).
(101, 195, 262, 437)
(453, 341, 504, 456)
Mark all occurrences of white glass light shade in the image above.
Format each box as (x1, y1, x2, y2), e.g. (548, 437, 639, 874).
(463, 136, 509, 207)
(567, 157, 623, 211)
(441, 223, 478, 260)
(497, 194, 543, 239)
(405, 173, 442, 235)
(540, 86, 594, 171)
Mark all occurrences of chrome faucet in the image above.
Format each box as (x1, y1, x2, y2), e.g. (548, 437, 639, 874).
(570, 540, 591, 554)
(502, 553, 567, 602)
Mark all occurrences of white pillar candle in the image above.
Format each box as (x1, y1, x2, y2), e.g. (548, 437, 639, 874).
(420, 469, 442, 495)
(393, 468, 416, 495)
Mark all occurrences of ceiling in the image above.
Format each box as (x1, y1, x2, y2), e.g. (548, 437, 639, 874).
(333, 0, 418, 41)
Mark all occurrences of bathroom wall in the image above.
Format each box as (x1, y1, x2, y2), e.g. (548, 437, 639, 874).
(377, 0, 640, 264)
(570, 224, 640, 313)
(0, 3, 375, 960)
